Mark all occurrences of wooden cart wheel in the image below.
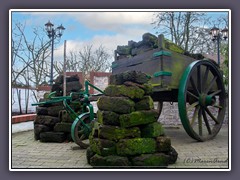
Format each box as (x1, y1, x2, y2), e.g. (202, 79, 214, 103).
(71, 112, 96, 149)
(154, 101, 163, 118)
(178, 60, 226, 141)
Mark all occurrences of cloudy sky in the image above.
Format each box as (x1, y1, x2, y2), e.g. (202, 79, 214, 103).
(11, 10, 229, 64)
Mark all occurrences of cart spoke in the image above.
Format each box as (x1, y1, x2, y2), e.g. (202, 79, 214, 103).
(197, 66, 202, 93)
(213, 104, 223, 109)
(187, 101, 199, 111)
(198, 108, 203, 136)
(78, 129, 84, 135)
(205, 76, 217, 94)
(205, 107, 219, 124)
(202, 109, 212, 135)
(80, 134, 87, 140)
(190, 106, 200, 126)
(187, 90, 199, 100)
(202, 66, 210, 92)
(190, 77, 200, 95)
(209, 89, 222, 97)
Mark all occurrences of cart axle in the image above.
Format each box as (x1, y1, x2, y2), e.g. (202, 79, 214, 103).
(199, 94, 216, 107)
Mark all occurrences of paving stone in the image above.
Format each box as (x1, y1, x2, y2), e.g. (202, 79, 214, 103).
(11, 126, 229, 169)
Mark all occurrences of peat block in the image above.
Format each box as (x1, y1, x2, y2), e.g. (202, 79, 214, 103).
(34, 124, 51, 140)
(116, 138, 156, 156)
(119, 110, 158, 128)
(98, 125, 141, 141)
(104, 85, 145, 99)
(123, 81, 153, 95)
(36, 107, 48, 115)
(38, 98, 63, 107)
(97, 96, 135, 114)
(90, 154, 131, 167)
(156, 136, 171, 152)
(54, 122, 72, 133)
(59, 110, 74, 123)
(167, 146, 178, 164)
(97, 110, 120, 126)
(34, 115, 60, 127)
(47, 106, 64, 117)
(110, 71, 149, 85)
(66, 81, 82, 92)
(90, 138, 116, 156)
(86, 147, 96, 164)
(141, 122, 165, 138)
(40, 132, 66, 143)
(135, 96, 154, 110)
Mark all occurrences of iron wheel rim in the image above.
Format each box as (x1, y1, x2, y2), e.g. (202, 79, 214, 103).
(178, 60, 226, 141)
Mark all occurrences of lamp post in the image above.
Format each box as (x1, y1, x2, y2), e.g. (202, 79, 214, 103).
(45, 21, 65, 86)
(210, 26, 228, 66)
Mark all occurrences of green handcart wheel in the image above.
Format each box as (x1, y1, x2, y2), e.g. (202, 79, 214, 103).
(178, 60, 226, 141)
(71, 112, 96, 149)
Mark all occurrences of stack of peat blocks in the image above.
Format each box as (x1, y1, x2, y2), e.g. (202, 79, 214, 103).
(87, 71, 178, 168)
(34, 75, 82, 143)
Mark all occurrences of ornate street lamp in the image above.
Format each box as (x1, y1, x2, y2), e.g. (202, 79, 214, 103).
(210, 26, 228, 66)
(45, 20, 65, 86)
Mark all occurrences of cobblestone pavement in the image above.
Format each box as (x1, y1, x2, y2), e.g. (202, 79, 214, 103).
(166, 125, 229, 169)
(11, 125, 229, 170)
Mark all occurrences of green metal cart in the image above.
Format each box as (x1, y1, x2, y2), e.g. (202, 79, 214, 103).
(32, 80, 104, 148)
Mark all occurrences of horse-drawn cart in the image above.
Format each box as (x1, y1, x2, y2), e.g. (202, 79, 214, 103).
(112, 34, 226, 142)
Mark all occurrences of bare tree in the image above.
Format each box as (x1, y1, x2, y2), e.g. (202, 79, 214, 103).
(220, 43, 229, 86)
(11, 22, 57, 114)
(54, 44, 112, 78)
(152, 12, 227, 53)
(11, 22, 52, 88)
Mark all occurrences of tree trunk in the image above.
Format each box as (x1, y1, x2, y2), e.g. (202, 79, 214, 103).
(17, 89, 22, 115)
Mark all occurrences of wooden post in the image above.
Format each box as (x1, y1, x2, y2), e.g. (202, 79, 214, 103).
(63, 40, 67, 96)
(158, 34, 165, 50)
(114, 50, 117, 61)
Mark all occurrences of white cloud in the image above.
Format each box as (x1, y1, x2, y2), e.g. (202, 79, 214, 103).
(69, 12, 154, 32)
(54, 40, 83, 61)
(17, 11, 158, 65)
(54, 26, 153, 62)
(17, 11, 155, 33)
